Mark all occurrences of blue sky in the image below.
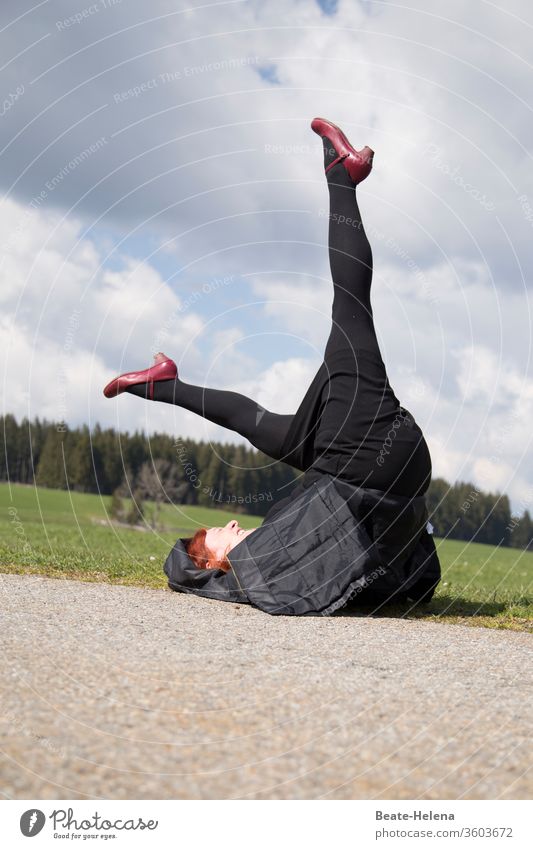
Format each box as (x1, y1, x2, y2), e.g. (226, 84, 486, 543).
(1, 0, 532, 510)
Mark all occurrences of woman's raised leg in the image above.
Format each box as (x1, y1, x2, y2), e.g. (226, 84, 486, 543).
(125, 378, 295, 461)
(308, 132, 432, 496)
(322, 152, 381, 361)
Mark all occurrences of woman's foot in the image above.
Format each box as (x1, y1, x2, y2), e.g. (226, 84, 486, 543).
(311, 117, 374, 185)
(103, 352, 178, 399)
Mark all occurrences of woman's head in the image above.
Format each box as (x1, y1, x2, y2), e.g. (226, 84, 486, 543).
(184, 519, 255, 572)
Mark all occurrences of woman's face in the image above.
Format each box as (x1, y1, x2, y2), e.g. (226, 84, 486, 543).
(204, 519, 255, 564)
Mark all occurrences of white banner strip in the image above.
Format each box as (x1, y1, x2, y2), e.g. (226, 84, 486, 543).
(1, 799, 531, 848)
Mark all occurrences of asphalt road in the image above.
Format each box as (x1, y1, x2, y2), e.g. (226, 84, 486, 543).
(1, 573, 531, 800)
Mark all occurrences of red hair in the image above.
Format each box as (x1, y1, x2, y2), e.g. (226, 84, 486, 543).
(184, 528, 231, 572)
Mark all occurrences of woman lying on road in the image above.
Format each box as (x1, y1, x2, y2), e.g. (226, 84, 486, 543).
(104, 117, 440, 616)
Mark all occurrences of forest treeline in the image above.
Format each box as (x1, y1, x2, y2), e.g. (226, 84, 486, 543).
(1, 414, 532, 549)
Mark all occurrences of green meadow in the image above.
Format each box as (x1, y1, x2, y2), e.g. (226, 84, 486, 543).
(0, 483, 530, 631)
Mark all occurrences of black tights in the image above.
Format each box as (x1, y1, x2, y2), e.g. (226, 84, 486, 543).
(137, 380, 296, 460)
(126, 160, 427, 492)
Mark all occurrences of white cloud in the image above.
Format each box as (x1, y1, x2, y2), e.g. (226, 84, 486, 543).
(250, 274, 332, 350)
(2, 0, 532, 291)
(0, 193, 218, 434)
(235, 356, 320, 415)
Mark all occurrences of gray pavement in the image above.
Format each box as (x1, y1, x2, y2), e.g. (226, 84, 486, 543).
(0, 573, 531, 800)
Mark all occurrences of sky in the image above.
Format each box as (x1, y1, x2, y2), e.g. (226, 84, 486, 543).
(1, 0, 532, 511)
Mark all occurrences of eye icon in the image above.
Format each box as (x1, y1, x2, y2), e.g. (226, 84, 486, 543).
(20, 809, 46, 836)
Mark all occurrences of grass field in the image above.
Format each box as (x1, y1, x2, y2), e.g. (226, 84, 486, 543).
(0, 483, 531, 631)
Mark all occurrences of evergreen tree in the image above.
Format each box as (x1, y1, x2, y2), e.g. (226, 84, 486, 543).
(510, 509, 533, 550)
(28, 417, 46, 482)
(124, 431, 148, 477)
(68, 426, 96, 492)
(197, 451, 224, 508)
(226, 444, 247, 514)
(35, 427, 69, 489)
(457, 481, 483, 542)
(93, 426, 124, 493)
(16, 417, 34, 483)
(487, 493, 512, 546)
(1, 414, 21, 481)
(427, 478, 458, 538)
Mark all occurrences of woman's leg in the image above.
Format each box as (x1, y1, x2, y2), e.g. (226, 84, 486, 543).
(125, 379, 294, 461)
(322, 152, 381, 360)
(311, 144, 432, 497)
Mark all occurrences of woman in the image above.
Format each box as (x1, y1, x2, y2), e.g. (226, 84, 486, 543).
(104, 117, 441, 615)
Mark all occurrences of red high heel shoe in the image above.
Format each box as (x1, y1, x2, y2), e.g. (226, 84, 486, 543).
(311, 117, 374, 184)
(103, 353, 177, 400)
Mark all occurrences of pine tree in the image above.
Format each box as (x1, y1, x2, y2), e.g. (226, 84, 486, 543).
(510, 509, 533, 550)
(27, 417, 46, 483)
(197, 451, 224, 507)
(1, 414, 20, 481)
(93, 427, 124, 493)
(35, 427, 68, 489)
(68, 427, 95, 492)
(427, 478, 456, 538)
(18, 417, 35, 484)
(125, 431, 148, 477)
(225, 444, 247, 515)
(488, 493, 512, 546)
